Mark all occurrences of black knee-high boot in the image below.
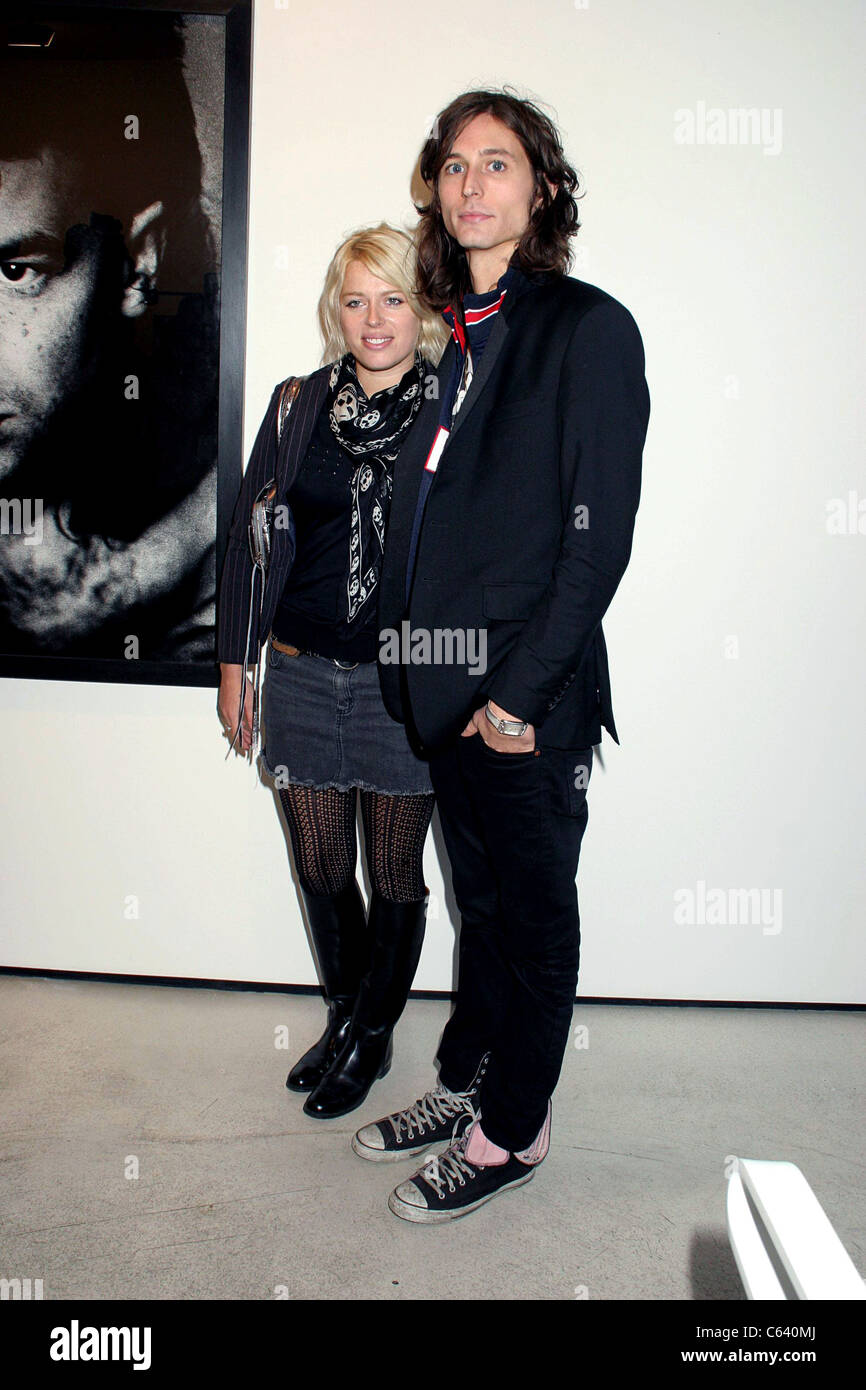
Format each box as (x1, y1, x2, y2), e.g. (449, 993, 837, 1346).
(286, 881, 369, 1092)
(302, 889, 428, 1118)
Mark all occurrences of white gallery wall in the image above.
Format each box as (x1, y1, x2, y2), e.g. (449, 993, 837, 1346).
(1, 0, 864, 1003)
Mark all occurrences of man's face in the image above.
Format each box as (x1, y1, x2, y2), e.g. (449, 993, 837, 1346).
(0, 149, 106, 483)
(436, 111, 539, 261)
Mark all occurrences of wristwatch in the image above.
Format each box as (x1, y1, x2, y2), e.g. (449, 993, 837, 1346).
(485, 702, 528, 738)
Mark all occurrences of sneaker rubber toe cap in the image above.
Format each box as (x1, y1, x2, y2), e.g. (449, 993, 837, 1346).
(392, 1179, 429, 1209)
(354, 1123, 386, 1151)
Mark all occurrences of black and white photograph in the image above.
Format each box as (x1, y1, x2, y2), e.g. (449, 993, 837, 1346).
(0, 2, 245, 682)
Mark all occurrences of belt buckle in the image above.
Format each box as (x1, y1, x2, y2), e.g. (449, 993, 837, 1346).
(333, 658, 359, 670)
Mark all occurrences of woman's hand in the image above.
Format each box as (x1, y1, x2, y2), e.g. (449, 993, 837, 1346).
(218, 662, 254, 753)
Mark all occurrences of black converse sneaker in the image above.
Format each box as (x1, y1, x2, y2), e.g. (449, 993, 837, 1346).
(351, 1054, 489, 1163)
(387, 1129, 535, 1223)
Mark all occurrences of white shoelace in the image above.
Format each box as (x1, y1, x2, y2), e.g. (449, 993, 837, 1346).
(419, 1135, 477, 1196)
(387, 1081, 473, 1141)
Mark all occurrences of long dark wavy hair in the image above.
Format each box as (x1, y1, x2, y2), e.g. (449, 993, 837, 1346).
(415, 89, 581, 310)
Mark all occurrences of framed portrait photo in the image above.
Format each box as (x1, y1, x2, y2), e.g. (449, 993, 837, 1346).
(0, 0, 251, 686)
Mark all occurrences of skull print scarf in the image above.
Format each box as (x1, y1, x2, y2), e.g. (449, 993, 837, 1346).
(327, 350, 424, 631)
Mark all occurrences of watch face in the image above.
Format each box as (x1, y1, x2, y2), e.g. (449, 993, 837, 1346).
(486, 706, 525, 735)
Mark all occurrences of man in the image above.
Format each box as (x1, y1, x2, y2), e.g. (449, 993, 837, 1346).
(0, 12, 219, 665)
(353, 90, 650, 1222)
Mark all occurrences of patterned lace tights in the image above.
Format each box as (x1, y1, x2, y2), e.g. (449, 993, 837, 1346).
(278, 785, 435, 902)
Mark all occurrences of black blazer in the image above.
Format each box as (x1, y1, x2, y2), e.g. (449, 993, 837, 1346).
(376, 275, 650, 752)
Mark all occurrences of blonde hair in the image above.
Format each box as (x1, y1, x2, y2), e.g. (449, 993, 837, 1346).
(318, 223, 449, 366)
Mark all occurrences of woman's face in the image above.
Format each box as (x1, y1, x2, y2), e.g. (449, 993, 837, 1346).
(338, 259, 420, 394)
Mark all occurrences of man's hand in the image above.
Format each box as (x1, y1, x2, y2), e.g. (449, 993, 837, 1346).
(460, 699, 536, 752)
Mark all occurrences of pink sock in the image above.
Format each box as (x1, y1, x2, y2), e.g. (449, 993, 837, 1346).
(464, 1118, 510, 1166)
(514, 1100, 551, 1165)
(464, 1101, 552, 1167)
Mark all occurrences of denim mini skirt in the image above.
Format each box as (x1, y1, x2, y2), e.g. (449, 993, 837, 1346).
(260, 639, 433, 795)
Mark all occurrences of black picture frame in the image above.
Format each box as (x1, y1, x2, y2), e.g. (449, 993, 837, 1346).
(0, 0, 251, 687)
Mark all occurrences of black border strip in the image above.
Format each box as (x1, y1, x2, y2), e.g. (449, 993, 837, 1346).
(0, 965, 862, 1009)
(0, 0, 252, 689)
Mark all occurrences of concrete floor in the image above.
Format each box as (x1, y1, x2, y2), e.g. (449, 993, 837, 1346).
(0, 974, 863, 1300)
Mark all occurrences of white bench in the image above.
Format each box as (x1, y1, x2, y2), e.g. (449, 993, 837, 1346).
(726, 1156, 866, 1299)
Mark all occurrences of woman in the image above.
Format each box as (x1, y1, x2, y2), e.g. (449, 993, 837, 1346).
(217, 225, 447, 1119)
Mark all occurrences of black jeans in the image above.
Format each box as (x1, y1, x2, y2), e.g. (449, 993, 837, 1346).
(429, 733, 593, 1152)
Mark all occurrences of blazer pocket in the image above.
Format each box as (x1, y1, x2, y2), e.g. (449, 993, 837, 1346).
(482, 581, 548, 620)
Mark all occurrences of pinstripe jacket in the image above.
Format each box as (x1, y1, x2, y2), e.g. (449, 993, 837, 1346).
(217, 366, 330, 665)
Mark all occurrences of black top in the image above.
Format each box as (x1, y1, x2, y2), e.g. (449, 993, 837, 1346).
(271, 398, 383, 662)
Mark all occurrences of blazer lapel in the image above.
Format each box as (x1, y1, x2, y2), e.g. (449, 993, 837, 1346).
(445, 270, 542, 443)
(381, 275, 542, 617)
(446, 310, 510, 444)
(384, 369, 445, 561)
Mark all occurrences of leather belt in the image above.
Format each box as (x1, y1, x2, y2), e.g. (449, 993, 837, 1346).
(270, 635, 359, 670)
